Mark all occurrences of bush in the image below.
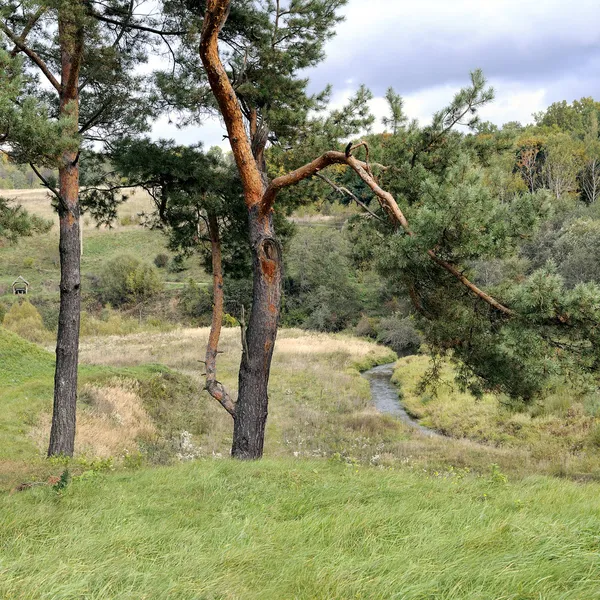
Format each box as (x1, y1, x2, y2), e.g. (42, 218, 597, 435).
(285, 228, 360, 332)
(2, 300, 52, 344)
(168, 256, 186, 273)
(93, 255, 163, 307)
(354, 314, 378, 339)
(179, 279, 213, 323)
(377, 315, 422, 356)
(154, 254, 170, 269)
(222, 313, 239, 327)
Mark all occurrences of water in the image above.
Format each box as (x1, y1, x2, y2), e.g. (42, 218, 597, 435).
(362, 363, 440, 437)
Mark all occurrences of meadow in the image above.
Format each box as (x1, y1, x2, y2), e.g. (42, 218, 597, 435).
(0, 188, 209, 306)
(2, 190, 600, 599)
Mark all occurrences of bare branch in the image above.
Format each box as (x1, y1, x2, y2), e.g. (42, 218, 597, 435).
(29, 163, 63, 206)
(9, 6, 47, 57)
(88, 11, 187, 36)
(314, 172, 384, 222)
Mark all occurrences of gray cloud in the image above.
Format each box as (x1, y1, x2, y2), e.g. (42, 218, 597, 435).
(305, 0, 600, 121)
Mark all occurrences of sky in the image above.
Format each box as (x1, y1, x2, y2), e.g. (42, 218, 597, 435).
(152, 0, 600, 148)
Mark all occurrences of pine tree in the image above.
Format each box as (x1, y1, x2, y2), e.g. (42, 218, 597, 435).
(0, 0, 152, 456)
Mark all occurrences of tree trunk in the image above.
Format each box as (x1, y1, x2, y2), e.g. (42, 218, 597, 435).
(47, 7, 83, 457)
(232, 205, 282, 459)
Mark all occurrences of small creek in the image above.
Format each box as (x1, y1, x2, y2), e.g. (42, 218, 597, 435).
(362, 363, 441, 438)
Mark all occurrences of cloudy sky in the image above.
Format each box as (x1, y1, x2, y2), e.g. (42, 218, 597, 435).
(153, 0, 600, 147)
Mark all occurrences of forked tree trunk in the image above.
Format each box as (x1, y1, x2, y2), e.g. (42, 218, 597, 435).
(232, 205, 282, 459)
(47, 8, 83, 457)
(200, 0, 513, 461)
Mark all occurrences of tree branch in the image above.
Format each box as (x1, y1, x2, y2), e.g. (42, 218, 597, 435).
(314, 172, 384, 222)
(265, 145, 514, 316)
(88, 11, 187, 36)
(29, 163, 64, 207)
(0, 22, 62, 93)
(9, 6, 47, 57)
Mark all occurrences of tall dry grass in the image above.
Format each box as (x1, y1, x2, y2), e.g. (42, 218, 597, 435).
(31, 378, 155, 458)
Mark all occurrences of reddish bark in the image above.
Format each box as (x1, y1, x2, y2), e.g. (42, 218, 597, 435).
(47, 5, 84, 457)
(199, 0, 513, 461)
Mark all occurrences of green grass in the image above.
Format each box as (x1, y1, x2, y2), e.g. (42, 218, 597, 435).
(0, 326, 203, 489)
(0, 225, 210, 306)
(392, 355, 600, 469)
(2, 458, 600, 599)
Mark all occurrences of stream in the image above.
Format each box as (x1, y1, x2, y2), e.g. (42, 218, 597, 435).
(362, 363, 441, 438)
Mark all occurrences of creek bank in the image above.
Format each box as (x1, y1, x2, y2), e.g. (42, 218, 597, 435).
(362, 362, 442, 438)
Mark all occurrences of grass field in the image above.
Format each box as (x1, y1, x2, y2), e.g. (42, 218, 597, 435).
(0, 189, 209, 304)
(392, 355, 600, 476)
(3, 189, 600, 599)
(2, 458, 600, 599)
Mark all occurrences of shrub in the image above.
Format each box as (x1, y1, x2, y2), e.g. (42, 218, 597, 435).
(222, 313, 239, 327)
(223, 277, 253, 318)
(168, 255, 186, 273)
(179, 279, 213, 322)
(354, 314, 378, 339)
(93, 255, 163, 307)
(2, 300, 52, 343)
(377, 315, 422, 356)
(285, 227, 360, 332)
(154, 253, 170, 269)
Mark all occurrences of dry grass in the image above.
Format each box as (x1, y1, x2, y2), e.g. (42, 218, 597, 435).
(30, 378, 155, 459)
(78, 327, 398, 460)
(3, 187, 154, 230)
(76, 327, 600, 479)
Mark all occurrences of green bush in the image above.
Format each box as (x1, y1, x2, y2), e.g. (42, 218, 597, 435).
(93, 255, 163, 307)
(222, 313, 239, 327)
(354, 314, 378, 339)
(179, 279, 213, 323)
(2, 300, 52, 344)
(284, 227, 360, 332)
(377, 315, 422, 356)
(153, 254, 170, 269)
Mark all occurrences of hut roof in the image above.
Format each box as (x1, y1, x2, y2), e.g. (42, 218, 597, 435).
(12, 276, 30, 287)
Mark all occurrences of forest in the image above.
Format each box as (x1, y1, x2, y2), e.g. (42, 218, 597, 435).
(1, 1, 600, 598)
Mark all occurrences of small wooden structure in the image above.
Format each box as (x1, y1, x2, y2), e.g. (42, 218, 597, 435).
(12, 276, 29, 295)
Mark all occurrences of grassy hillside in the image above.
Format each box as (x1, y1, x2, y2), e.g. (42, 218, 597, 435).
(2, 458, 600, 599)
(0, 189, 210, 307)
(0, 325, 399, 489)
(0, 327, 202, 490)
(393, 355, 600, 474)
